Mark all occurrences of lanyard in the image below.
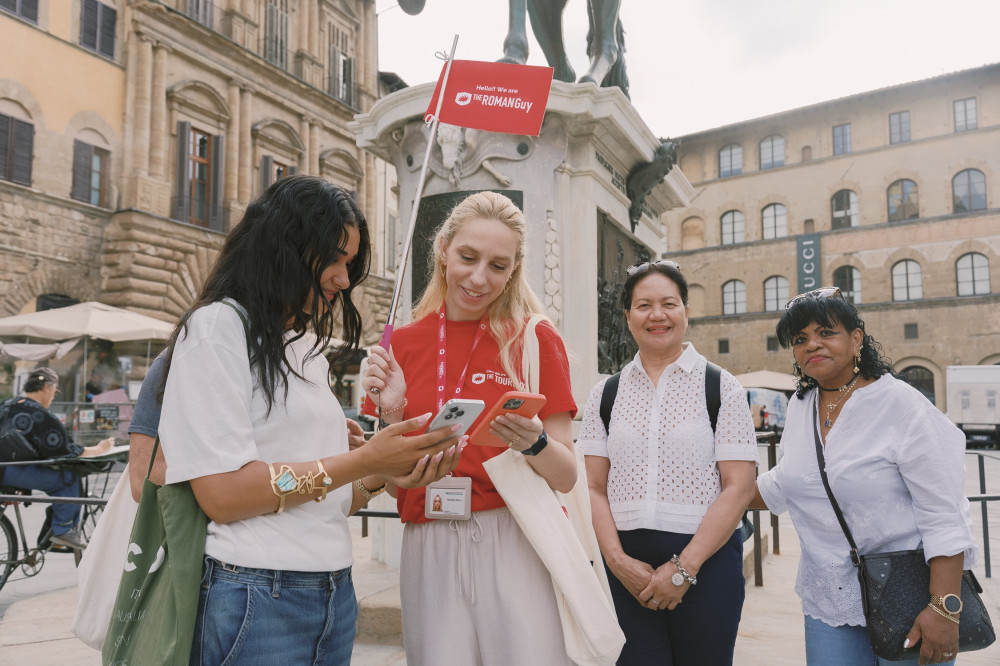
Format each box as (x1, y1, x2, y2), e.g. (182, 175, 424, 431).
(436, 304, 489, 411)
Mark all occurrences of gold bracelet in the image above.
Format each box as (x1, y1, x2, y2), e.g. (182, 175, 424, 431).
(927, 602, 960, 624)
(269, 461, 334, 513)
(356, 478, 386, 504)
(377, 397, 407, 417)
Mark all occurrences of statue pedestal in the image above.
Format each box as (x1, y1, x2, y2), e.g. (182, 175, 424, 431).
(350, 80, 692, 565)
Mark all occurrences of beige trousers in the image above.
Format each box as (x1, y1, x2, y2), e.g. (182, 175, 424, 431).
(399, 507, 574, 666)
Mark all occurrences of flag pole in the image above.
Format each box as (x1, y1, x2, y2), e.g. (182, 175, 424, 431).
(377, 34, 459, 353)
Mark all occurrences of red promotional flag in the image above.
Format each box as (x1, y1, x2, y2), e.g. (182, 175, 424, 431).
(425, 60, 553, 136)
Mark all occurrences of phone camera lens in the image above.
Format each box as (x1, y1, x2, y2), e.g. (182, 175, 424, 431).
(455, 410, 465, 417)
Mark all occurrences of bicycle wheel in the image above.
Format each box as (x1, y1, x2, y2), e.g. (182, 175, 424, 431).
(0, 513, 18, 591)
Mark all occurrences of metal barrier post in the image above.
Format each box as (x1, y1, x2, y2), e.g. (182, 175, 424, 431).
(979, 455, 991, 578)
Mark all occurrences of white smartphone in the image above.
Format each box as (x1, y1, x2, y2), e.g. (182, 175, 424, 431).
(426, 398, 486, 438)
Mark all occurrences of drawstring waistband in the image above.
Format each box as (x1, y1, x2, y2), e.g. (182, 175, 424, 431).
(449, 514, 485, 604)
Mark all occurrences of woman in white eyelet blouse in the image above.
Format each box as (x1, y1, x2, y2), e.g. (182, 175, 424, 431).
(578, 260, 758, 666)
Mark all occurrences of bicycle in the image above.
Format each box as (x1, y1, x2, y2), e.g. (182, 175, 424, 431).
(0, 463, 116, 592)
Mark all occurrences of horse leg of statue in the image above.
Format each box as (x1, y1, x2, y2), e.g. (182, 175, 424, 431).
(578, 0, 621, 86)
(526, 0, 574, 82)
(499, 0, 530, 64)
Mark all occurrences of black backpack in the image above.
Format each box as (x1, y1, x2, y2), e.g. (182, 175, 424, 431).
(0, 398, 41, 463)
(598, 362, 754, 542)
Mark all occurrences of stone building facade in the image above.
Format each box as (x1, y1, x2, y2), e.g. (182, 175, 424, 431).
(662, 63, 1000, 409)
(1, 0, 395, 398)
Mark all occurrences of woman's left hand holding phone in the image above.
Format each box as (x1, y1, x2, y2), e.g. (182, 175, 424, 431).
(363, 414, 466, 486)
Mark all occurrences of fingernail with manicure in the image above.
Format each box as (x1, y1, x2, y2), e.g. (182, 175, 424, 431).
(902, 639, 910, 648)
(433, 451, 445, 463)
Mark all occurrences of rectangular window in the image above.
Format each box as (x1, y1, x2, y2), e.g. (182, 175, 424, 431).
(954, 98, 977, 132)
(904, 323, 919, 339)
(264, 0, 289, 71)
(718, 339, 730, 354)
(259, 154, 297, 192)
(889, 111, 910, 144)
(766, 336, 779, 352)
(184, 0, 214, 29)
(328, 24, 356, 106)
(0, 113, 34, 186)
(173, 121, 224, 230)
(80, 0, 117, 59)
(833, 123, 851, 155)
(71, 140, 110, 206)
(0, 0, 38, 22)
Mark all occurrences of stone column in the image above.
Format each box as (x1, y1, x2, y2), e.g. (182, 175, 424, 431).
(309, 0, 318, 55)
(148, 43, 169, 179)
(133, 35, 154, 177)
(299, 115, 310, 174)
(226, 81, 241, 203)
(238, 87, 253, 203)
(309, 120, 319, 175)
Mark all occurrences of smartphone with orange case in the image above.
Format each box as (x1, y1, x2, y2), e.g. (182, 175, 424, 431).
(468, 391, 547, 447)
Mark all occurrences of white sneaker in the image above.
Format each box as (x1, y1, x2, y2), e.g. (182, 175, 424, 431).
(50, 529, 88, 550)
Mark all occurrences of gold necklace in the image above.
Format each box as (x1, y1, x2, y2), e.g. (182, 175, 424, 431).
(822, 374, 859, 428)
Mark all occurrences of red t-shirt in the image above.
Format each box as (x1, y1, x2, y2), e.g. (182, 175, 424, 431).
(364, 313, 577, 523)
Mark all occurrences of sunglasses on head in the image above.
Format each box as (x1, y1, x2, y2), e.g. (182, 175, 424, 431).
(625, 259, 681, 277)
(785, 286, 845, 310)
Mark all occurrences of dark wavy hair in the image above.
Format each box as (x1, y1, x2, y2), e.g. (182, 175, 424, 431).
(776, 292, 895, 398)
(163, 175, 371, 413)
(619, 261, 689, 311)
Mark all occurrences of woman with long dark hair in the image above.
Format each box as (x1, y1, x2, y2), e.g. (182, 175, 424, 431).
(158, 176, 464, 665)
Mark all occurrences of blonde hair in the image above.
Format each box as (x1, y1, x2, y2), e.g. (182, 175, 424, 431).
(413, 191, 547, 389)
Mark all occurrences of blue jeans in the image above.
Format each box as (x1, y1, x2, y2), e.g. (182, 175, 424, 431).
(608, 528, 745, 665)
(804, 616, 957, 666)
(0, 465, 80, 535)
(190, 556, 358, 666)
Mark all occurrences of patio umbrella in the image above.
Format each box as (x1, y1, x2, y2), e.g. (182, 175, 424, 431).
(734, 370, 798, 393)
(0, 302, 174, 396)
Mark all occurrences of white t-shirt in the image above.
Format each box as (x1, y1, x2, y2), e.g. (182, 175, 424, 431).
(756, 374, 978, 627)
(576, 343, 759, 533)
(160, 301, 353, 572)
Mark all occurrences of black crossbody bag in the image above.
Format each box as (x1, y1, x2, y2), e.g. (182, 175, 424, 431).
(811, 395, 995, 660)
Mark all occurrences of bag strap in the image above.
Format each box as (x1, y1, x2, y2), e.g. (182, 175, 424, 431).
(599, 372, 620, 434)
(705, 362, 722, 433)
(521, 315, 545, 394)
(220, 299, 252, 357)
(147, 437, 160, 481)
(811, 392, 862, 567)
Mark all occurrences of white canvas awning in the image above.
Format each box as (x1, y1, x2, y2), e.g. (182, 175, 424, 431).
(734, 370, 798, 392)
(0, 302, 173, 342)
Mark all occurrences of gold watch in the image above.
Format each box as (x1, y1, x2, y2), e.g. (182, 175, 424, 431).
(929, 593, 963, 618)
(356, 479, 386, 503)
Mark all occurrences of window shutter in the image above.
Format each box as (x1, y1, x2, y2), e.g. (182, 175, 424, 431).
(11, 119, 33, 186)
(288, 165, 298, 176)
(71, 140, 93, 201)
(0, 114, 8, 182)
(173, 121, 191, 221)
(21, 0, 37, 21)
(209, 134, 225, 231)
(260, 154, 274, 192)
(99, 4, 116, 58)
(0, 0, 17, 15)
(81, 0, 99, 51)
(345, 57, 355, 106)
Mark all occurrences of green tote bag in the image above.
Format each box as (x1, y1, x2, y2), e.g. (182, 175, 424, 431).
(103, 438, 208, 666)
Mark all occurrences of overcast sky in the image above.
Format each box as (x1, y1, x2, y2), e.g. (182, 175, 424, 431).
(375, 0, 999, 138)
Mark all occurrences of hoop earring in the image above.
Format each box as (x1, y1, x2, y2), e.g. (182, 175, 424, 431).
(854, 347, 862, 374)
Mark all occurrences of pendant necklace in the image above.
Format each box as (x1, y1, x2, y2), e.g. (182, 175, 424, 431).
(820, 373, 860, 428)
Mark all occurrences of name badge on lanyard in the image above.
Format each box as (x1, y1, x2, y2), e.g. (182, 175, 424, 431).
(425, 476, 473, 520)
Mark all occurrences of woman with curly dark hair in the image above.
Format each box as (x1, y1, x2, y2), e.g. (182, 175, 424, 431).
(751, 287, 977, 665)
(157, 175, 464, 665)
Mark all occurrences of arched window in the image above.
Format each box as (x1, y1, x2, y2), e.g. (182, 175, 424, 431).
(721, 210, 745, 245)
(760, 135, 784, 170)
(898, 366, 935, 403)
(722, 280, 746, 315)
(831, 189, 858, 229)
(833, 266, 862, 304)
(762, 203, 787, 239)
(956, 252, 990, 296)
(719, 144, 742, 178)
(952, 169, 987, 212)
(763, 276, 789, 311)
(892, 260, 922, 301)
(887, 179, 919, 221)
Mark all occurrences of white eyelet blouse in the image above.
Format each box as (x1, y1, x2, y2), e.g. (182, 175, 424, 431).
(577, 343, 759, 534)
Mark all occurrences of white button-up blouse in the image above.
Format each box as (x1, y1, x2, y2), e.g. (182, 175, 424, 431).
(577, 343, 759, 534)
(756, 374, 978, 627)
